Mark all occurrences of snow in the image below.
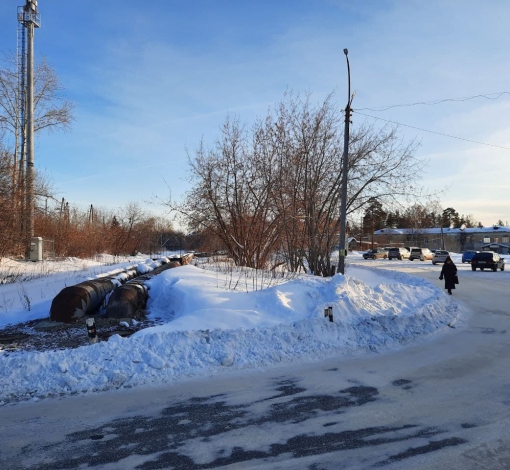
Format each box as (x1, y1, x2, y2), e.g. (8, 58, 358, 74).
(0, 252, 465, 404)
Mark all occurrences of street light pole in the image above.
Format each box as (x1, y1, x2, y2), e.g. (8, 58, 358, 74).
(337, 48, 353, 274)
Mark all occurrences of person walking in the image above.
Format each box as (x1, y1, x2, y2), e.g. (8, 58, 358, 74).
(439, 255, 458, 295)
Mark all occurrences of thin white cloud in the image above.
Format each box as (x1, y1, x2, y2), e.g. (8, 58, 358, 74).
(2, 0, 510, 224)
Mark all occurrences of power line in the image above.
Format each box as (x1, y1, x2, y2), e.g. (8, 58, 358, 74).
(354, 111, 510, 151)
(355, 91, 510, 112)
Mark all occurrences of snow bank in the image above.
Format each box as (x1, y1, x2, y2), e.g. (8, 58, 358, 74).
(0, 265, 462, 404)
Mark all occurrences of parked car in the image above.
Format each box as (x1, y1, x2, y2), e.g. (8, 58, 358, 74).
(363, 248, 388, 260)
(388, 247, 410, 260)
(471, 251, 505, 271)
(462, 250, 479, 264)
(432, 250, 450, 265)
(409, 247, 434, 261)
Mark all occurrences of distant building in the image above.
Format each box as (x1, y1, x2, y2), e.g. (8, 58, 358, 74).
(372, 225, 510, 254)
(347, 237, 373, 251)
(479, 243, 510, 254)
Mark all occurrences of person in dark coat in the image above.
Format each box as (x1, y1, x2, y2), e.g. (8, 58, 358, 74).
(439, 255, 457, 294)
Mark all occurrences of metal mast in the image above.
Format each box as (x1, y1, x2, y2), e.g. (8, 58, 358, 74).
(17, 0, 40, 253)
(16, 14, 27, 190)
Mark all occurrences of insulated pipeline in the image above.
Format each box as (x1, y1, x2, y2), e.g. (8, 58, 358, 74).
(50, 254, 193, 323)
(105, 261, 181, 319)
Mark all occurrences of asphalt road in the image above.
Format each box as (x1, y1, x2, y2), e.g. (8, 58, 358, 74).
(1, 259, 509, 470)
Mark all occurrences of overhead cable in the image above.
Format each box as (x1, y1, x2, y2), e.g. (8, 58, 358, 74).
(354, 111, 510, 151)
(355, 91, 510, 112)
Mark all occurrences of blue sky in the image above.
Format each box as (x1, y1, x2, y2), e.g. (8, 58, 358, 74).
(1, 0, 510, 226)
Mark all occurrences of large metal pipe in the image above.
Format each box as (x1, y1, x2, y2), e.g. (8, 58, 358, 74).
(50, 269, 139, 323)
(50, 254, 194, 323)
(105, 261, 181, 319)
(170, 253, 194, 265)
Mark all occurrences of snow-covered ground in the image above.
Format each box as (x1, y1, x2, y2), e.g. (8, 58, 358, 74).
(0, 252, 466, 404)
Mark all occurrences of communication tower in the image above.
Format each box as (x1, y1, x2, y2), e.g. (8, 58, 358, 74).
(17, 0, 40, 255)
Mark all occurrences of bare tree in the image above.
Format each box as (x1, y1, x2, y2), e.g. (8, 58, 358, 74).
(267, 92, 344, 276)
(179, 91, 424, 276)
(345, 123, 422, 215)
(0, 54, 74, 250)
(33, 199, 176, 259)
(0, 143, 18, 258)
(0, 54, 74, 156)
(267, 93, 422, 275)
(181, 117, 282, 268)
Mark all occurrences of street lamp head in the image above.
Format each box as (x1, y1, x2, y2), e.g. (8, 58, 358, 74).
(343, 48, 348, 56)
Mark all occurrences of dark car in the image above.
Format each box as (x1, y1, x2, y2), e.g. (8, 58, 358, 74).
(363, 248, 388, 260)
(388, 247, 410, 260)
(462, 250, 479, 263)
(471, 251, 505, 271)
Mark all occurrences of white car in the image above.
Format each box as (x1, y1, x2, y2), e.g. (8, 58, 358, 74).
(432, 250, 449, 265)
(388, 247, 410, 260)
(409, 247, 434, 261)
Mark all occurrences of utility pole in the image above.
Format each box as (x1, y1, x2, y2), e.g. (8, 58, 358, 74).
(371, 208, 375, 249)
(337, 48, 354, 275)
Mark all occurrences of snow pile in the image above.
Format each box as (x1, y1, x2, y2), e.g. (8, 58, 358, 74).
(0, 263, 463, 404)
